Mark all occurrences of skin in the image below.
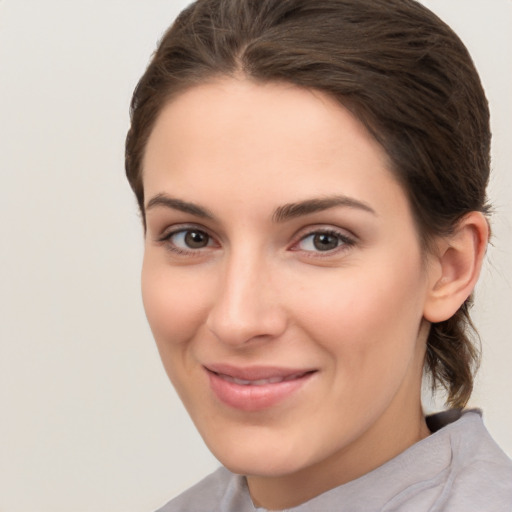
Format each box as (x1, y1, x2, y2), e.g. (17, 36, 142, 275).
(141, 78, 453, 509)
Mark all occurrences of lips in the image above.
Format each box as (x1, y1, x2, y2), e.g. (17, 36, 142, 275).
(205, 364, 316, 411)
(220, 371, 309, 386)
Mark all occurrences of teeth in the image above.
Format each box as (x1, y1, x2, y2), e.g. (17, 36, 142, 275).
(284, 372, 306, 381)
(219, 372, 307, 386)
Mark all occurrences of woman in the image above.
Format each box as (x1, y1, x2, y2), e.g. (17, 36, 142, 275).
(125, 0, 512, 510)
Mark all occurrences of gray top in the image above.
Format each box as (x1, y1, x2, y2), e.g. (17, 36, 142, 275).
(156, 410, 512, 511)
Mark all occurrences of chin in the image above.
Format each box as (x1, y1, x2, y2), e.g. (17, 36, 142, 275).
(204, 431, 314, 477)
(221, 455, 305, 478)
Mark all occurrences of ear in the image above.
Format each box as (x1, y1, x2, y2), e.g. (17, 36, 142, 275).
(423, 212, 489, 323)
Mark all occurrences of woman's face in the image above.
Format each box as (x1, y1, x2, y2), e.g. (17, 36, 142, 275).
(141, 79, 434, 499)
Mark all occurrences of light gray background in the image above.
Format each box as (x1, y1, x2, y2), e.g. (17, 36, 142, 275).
(0, 1, 510, 511)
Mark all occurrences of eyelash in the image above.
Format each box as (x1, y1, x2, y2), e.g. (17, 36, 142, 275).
(291, 228, 356, 257)
(157, 225, 356, 257)
(157, 225, 216, 256)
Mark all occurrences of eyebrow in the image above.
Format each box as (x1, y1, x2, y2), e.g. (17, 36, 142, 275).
(145, 193, 214, 219)
(272, 195, 376, 222)
(145, 193, 376, 222)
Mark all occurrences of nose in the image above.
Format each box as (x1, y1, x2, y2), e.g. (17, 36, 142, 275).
(206, 250, 287, 347)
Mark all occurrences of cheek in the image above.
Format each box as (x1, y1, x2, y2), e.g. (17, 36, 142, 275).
(292, 257, 427, 365)
(141, 255, 210, 357)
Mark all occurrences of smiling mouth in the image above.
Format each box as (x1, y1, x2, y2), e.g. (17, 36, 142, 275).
(204, 365, 317, 411)
(214, 370, 314, 386)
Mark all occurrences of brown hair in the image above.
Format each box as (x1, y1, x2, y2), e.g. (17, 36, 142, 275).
(125, 0, 491, 408)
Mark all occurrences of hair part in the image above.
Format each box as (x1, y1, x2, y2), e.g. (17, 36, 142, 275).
(125, 0, 491, 408)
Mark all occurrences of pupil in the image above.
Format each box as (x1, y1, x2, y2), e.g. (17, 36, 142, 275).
(313, 233, 338, 251)
(185, 230, 208, 248)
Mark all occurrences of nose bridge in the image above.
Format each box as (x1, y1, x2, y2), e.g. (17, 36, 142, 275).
(206, 244, 285, 345)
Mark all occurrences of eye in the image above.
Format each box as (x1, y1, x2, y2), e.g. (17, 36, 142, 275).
(161, 227, 216, 254)
(294, 229, 354, 253)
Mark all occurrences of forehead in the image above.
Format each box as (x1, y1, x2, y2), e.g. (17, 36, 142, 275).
(142, 78, 408, 221)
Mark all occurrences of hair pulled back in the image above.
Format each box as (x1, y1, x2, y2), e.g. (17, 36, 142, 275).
(125, 0, 491, 408)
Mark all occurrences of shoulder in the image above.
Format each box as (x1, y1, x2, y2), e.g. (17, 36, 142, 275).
(439, 410, 512, 511)
(154, 466, 252, 512)
(383, 410, 512, 512)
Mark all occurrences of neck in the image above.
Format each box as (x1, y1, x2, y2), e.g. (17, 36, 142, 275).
(247, 393, 430, 510)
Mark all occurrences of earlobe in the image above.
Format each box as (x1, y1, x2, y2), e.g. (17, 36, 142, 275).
(423, 212, 489, 323)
